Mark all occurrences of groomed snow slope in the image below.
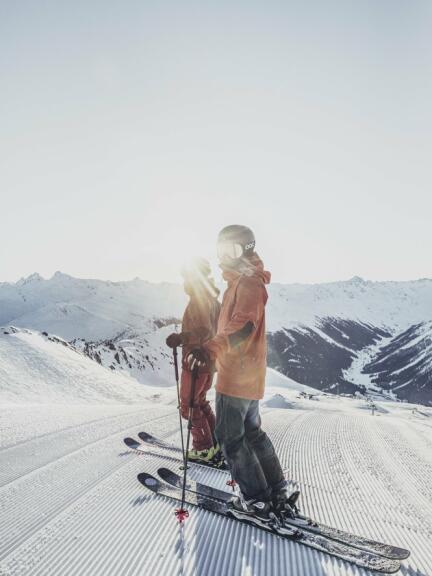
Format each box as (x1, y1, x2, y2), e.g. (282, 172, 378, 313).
(0, 328, 167, 404)
(1, 333, 431, 575)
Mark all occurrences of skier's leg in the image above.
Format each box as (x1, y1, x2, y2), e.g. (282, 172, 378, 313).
(245, 406, 298, 516)
(200, 373, 216, 443)
(193, 374, 214, 451)
(201, 400, 216, 442)
(179, 370, 191, 421)
(244, 401, 286, 495)
(215, 392, 270, 501)
(180, 371, 213, 451)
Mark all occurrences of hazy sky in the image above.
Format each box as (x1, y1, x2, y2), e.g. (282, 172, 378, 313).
(1, 0, 431, 284)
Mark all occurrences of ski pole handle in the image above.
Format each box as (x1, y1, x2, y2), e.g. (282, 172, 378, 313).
(173, 346, 180, 383)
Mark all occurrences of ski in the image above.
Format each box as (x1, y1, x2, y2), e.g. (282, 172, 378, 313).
(157, 467, 410, 561)
(124, 437, 146, 451)
(138, 472, 401, 574)
(137, 431, 182, 453)
(123, 436, 228, 471)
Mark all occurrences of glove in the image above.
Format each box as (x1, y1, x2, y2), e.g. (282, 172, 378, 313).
(166, 333, 183, 348)
(186, 347, 209, 370)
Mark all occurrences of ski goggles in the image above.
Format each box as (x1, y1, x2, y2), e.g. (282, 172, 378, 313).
(217, 241, 244, 261)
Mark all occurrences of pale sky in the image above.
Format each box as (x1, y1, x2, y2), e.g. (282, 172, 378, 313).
(1, 0, 431, 285)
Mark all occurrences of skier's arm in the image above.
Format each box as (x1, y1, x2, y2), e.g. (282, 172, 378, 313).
(189, 321, 254, 369)
(184, 308, 214, 351)
(204, 278, 263, 359)
(228, 320, 255, 347)
(180, 300, 215, 356)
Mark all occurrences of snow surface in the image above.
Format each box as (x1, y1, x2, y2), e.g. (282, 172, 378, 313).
(265, 367, 321, 394)
(1, 329, 431, 575)
(0, 328, 170, 404)
(73, 324, 179, 388)
(342, 335, 395, 397)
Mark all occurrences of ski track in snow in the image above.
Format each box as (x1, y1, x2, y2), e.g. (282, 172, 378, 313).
(1, 397, 431, 576)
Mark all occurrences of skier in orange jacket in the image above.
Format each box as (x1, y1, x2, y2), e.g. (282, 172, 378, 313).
(187, 226, 294, 523)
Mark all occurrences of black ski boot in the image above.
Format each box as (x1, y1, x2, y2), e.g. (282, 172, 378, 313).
(271, 488, 300, 520)
(227, 495, 273, 524)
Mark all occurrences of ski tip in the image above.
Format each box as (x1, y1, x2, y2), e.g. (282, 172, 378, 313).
(124, 437, 140, 449)
(157, 467, 172, 478)
(157, 467, 186, 488)
(137, 472, 160, 491)
(392, 548, 410, 560)
(138, 431, 152, 442)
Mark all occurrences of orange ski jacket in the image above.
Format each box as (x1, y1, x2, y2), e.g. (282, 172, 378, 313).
(204, 253, 270, 400)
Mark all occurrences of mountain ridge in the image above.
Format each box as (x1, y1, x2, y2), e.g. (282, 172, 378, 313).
(1, 271, 431, 405)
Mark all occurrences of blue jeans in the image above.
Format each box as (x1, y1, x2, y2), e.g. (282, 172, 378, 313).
(215, 392, 286, 501)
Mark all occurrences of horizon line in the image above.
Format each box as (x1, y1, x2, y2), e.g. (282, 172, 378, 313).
(2, 271, 432, 287)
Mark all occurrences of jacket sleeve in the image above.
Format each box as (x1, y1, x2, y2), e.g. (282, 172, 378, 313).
(204, 277, 264, 360)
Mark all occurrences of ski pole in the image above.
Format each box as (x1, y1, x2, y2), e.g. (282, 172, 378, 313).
(173, 346, 186, 467)
(175, 363, 199, 523)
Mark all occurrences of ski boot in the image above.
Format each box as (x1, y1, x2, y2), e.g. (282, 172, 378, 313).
(227, 495, 273, 524)
(187, 448, 208, 461)
(271, 488, 301, 520)
(207, 443, 222, 461)
(210, 444, 227, 468)
(187, 443, 219, 462)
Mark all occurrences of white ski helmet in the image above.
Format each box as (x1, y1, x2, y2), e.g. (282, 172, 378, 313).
(217, 225, 256, 261)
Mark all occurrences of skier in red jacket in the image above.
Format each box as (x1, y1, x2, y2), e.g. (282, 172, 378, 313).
(166, 258, 221, 462)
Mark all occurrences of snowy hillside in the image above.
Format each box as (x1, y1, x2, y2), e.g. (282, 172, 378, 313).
(268, 318, 392, 396)
(363, 321, 432, 405)
(72, 325, 177, 387)
(1, 348, 431, 575)
(1, 272, 432, 405)
(0, 327, 168, 404)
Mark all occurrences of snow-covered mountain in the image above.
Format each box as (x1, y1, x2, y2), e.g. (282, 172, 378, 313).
(0, 326, 166, 404)
(72, 325, 176, 387)
(1, 272, 432, 405)
(268, 318, 392, 396)
(0, 271, 185, 340)
(3, 272, 432, 334)
(267, 275, 432, 331)
(363, 321, 432, 405)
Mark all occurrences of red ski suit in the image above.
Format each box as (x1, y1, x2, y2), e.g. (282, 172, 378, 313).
(180, 293, 220, 450)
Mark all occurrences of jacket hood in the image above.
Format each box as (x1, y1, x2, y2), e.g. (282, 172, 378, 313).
(221, 252, 271, 284)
